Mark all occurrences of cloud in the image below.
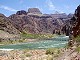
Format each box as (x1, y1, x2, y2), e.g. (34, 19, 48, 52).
(46, 0, 55, 10)
(0, 5, 18, 12)
(46, 0, 64, 13)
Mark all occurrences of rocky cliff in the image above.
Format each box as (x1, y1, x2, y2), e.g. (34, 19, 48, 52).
(0, 13, 20, 34)
(71, 5, 80, 37)
(0, 8, 73, 38)
(0, 13, 20, 40)
(9, 8, 72, 34)
(28, 8, 42, 14)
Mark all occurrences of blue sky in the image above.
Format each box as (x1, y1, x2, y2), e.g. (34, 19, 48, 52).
(0, 0, 80, 16)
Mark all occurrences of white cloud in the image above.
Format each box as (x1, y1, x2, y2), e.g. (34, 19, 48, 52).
(0, 5, 18, 12)
(46, 0, 64, 13)
(46, 0, 55, 10)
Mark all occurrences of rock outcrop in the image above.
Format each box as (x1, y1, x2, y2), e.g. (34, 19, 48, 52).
(28, 8, 42, 14)
(0, 13, 20, 40)
(9, 8, 72, 34)
(0, 13, 20, 34)
(71, 5, 80, 37)
(51, 13, 68, 19)
(16, 10, 27, 15)
(0, 7, 73, 36)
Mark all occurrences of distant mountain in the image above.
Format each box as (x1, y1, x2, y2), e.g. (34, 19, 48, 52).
(8, 8, 72, 34)
(0, 8, 73, 39)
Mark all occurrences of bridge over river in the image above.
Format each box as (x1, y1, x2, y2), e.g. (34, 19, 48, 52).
(0, 35, 69, 49)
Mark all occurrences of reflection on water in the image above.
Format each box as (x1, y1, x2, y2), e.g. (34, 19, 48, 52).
(0, 35, 69, 49)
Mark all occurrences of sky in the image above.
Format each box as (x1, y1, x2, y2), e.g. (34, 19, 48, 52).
(0, 0, 80, 16)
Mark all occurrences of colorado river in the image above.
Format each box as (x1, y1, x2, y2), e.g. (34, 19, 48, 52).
(0, 35, 69, 49)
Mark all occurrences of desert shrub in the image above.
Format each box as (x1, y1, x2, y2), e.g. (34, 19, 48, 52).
(22, 49, 32, 57)
(76, 46, 80, 53)
(0, 39, 27, 45)
(46, 48, 60, 55)
(47, 55, 53, 60)
(74, 35, 80, 42)
(21, 32, 57, 39)
(25, 54, 32, 57)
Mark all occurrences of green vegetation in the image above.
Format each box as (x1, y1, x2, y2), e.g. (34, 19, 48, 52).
(21, 32, 57, 39)
(73, 35, 80, 47)
(47, 55, 53, 60)
(0, 31, 58, 45)
(76, 46, 80, 53)
(74, 35, 80, 42)
(22, 49, 32, 57)
(65, 43, 70, 48)
(0, 39, 27, 45)
(46, 48, 61, 57)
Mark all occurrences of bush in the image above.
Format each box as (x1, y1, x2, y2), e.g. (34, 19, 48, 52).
(0, 39, 27, 45)
(22, 49, 32, 57)
(76, 46, 80, 53)
(25, 54, 32, 57)
(74, 35, 80, 42)
(21, 32, 57, 39)
(47, 55, 53, 60)
(46, 48, 60, 55)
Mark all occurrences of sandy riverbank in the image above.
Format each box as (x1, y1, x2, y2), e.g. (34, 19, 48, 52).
(0, 48, 80, 60)
(0, 49, 51, 60)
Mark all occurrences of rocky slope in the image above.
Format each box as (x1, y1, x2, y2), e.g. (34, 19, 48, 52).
(9, 8, 72, 34)
(0, 13, 20, 40)
(71, 5, 80, 37)
(0, 8, 73, 41)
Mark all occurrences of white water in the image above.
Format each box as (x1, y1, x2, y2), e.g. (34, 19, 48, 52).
(0, 49, 14, 51)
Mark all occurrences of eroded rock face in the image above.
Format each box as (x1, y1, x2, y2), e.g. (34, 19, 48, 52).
(16, 10, 27, 15)
(0, 13, 20, 34)
(9, 10, 71, 34)
(28, 8, 42, 14)
(72, 5, 80, 37)
(0, 7, 74, 40)
(51, 13, 68, 19)
(0, 13, 21, 40)
(0, 7, 71, 35)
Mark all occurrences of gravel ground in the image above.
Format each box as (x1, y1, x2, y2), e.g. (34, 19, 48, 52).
(0, 49, 51, 60)
(0, 48, 80, 60)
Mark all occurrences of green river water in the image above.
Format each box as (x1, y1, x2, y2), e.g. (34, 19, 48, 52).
(0, 35, 69, 49)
